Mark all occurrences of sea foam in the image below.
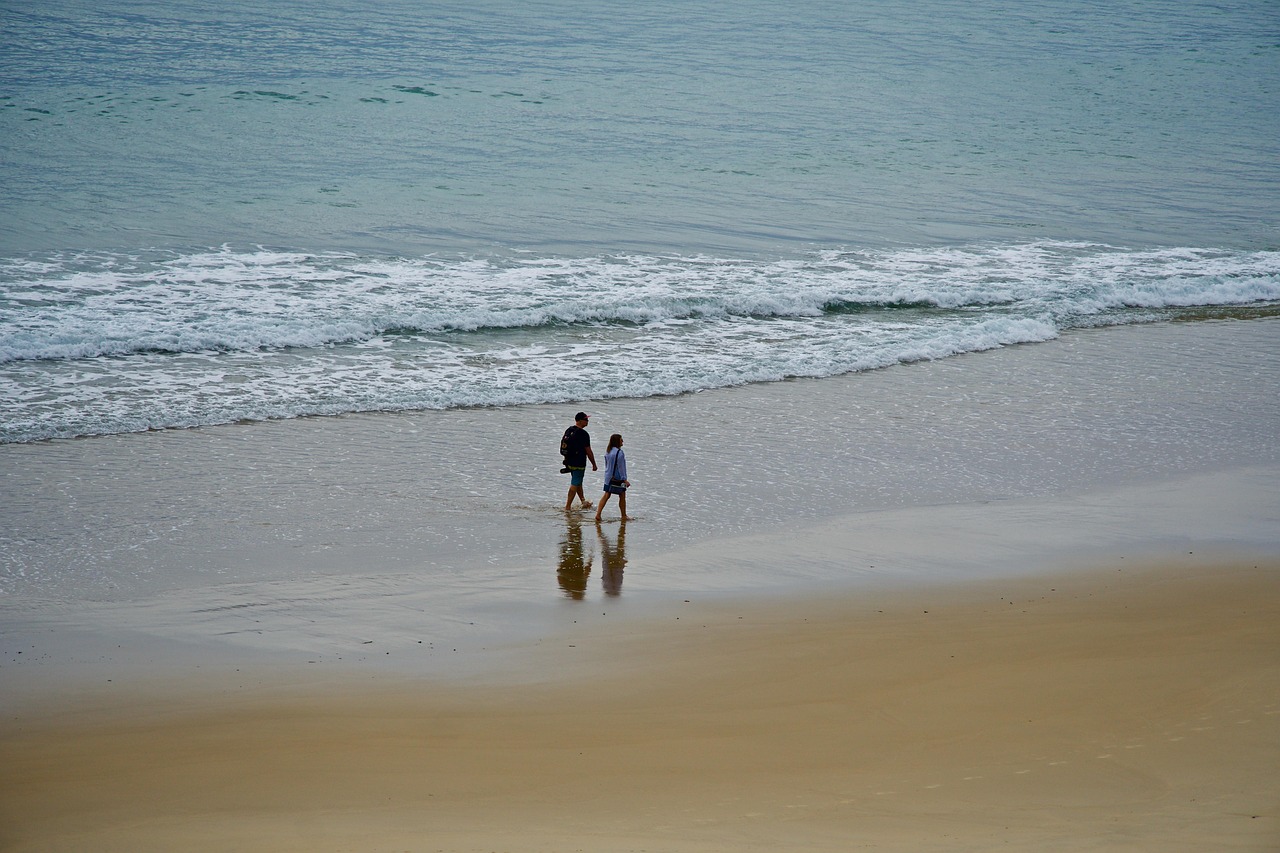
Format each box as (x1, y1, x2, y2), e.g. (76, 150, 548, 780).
(1, 242, 1277, 441)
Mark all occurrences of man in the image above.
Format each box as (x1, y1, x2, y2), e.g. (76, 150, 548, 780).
(561, 411, 597, 512)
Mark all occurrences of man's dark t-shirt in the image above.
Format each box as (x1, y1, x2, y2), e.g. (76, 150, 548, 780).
(562, 426, 591, 467)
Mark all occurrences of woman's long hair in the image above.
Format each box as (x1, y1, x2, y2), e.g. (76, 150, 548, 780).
(607, 433, 623, 452)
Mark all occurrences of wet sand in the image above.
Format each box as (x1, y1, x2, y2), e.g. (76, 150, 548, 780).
(2, 556, 1277, 852)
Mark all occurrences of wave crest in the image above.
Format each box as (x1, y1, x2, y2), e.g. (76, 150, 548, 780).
(2, 242, 1277, 364)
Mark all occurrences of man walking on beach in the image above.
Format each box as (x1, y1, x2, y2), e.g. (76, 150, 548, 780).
(562, 412, 597, 512)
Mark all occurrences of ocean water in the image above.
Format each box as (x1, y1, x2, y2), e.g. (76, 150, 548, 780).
(2, 0, 1279, 442)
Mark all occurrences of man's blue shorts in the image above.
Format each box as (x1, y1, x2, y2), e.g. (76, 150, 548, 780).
(568, 466, 586, 486)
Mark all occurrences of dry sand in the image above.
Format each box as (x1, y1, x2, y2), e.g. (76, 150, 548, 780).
(3, 557, 1277, 852)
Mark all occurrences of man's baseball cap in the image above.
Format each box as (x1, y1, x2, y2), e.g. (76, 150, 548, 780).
(575, 411, 590, 421)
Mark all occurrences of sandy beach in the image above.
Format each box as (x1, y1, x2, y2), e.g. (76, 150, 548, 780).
(1, 556, 1277, 852)
(2, 318, 1279, 851)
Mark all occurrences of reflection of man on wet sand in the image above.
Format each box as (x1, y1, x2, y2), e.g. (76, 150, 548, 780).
(556, 516, 593, 600)
(596, 519, 626, 597)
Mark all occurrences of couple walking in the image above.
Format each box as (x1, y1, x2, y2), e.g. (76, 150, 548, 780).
(561, 412, 631, 521)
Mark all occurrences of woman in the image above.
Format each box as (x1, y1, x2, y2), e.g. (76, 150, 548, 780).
(594, 433, 631, 522)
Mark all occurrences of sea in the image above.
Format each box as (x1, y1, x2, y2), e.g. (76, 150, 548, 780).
(3, 0, 1279, 444)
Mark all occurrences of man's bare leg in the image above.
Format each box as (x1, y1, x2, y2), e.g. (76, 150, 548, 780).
(566, 485, 592, 511)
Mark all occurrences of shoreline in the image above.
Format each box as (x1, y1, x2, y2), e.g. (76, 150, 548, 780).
(3, 318, 1278, 604)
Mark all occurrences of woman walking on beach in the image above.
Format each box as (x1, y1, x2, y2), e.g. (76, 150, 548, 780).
(595, 434, 631, 522)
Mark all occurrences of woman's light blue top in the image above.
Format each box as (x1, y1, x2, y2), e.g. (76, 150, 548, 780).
(603, 447, 627, 485)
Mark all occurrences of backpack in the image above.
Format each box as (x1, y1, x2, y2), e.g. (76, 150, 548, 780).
(560, 426, 575, 459)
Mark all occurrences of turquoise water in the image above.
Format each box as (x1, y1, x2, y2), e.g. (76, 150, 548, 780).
(2, 0, 1279, 440)
(6, 0, 1278, 253)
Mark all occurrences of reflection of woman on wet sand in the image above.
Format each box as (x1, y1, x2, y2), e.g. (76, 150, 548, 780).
(594, 434, 631, 522)
(556, 516, 592, 600)
(596, 520, 626, 596)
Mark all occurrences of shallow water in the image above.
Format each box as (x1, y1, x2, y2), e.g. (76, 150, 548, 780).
(2, 318, 1276, 602)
